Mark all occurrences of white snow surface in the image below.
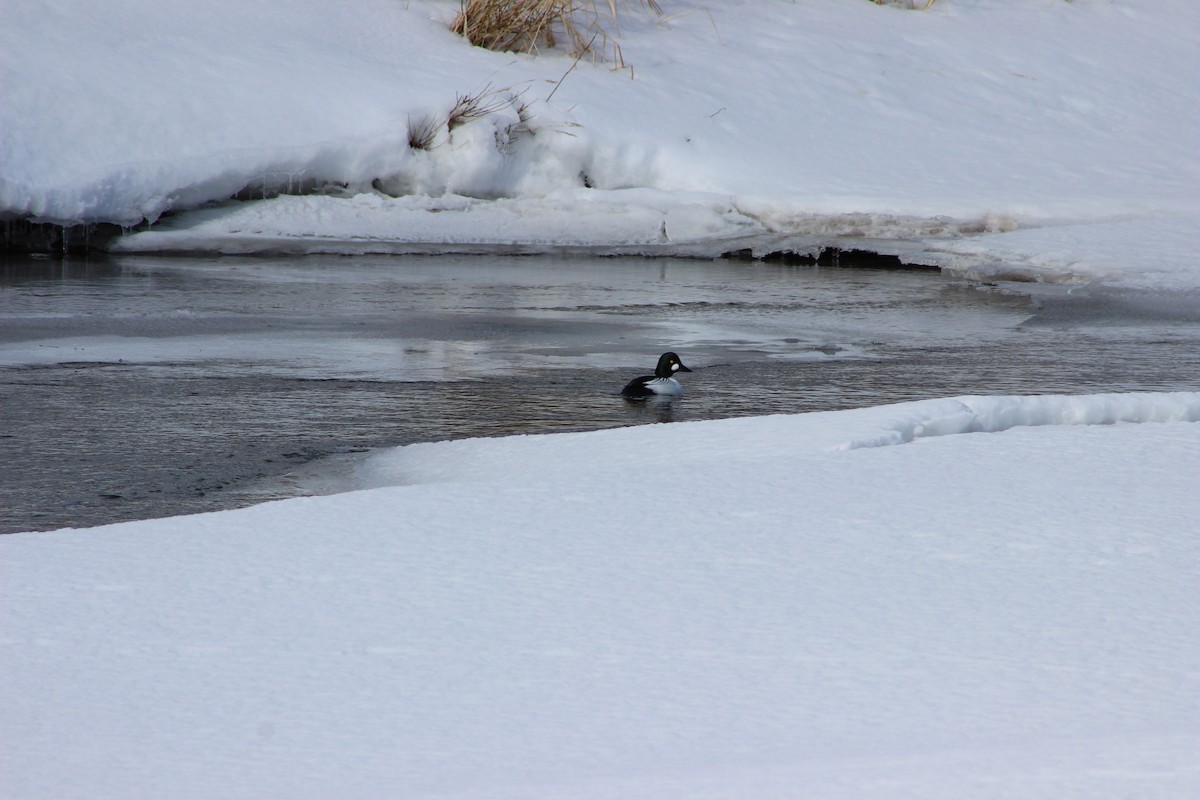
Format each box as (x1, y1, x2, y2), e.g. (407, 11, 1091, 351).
(3, 392, 1200, 798)
(4, 2, 1200, 794)
(4, 0, 1200, 287)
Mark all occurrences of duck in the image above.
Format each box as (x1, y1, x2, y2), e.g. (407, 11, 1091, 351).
(621, 352, 693, 398)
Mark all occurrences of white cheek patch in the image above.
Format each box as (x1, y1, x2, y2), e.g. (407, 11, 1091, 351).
(670, 363, 680, 372)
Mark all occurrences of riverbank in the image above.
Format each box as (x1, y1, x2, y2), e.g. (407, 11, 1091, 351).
(4, 1, 1199, 288)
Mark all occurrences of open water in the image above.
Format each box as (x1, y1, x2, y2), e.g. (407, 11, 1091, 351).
(2, 253, 1198, 533)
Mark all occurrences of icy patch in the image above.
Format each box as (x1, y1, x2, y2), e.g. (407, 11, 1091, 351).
(109, 193, 1200, 295)
(0, 334, 510, 382)
(109, 189, 766, 256)
(911, 216, 1200, 290)
(108, 190, 1035, 265)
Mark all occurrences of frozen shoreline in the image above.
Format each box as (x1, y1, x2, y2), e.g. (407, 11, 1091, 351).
(4, 0, 1199, 289)
(103, 194, 1200, 291)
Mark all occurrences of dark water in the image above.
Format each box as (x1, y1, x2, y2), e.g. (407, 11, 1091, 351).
(2, 253, 1198, 534)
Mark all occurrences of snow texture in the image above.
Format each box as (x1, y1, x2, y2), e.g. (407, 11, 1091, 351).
(3, 0, 1200, 287)
(3, 1, 1200, 796)
(3, 392, 1199, 799)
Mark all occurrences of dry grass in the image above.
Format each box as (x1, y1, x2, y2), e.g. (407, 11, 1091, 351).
(407, 114, 443, 150)
(447, 85, 519, 131)
(872, 0, 937, 8)
(451, 0, 662, 61)
(405, 86, 526, 152)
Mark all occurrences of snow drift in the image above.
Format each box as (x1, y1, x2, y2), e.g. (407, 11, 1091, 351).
(2, 392, 1198, 799)
(4, 0, 1200, 287)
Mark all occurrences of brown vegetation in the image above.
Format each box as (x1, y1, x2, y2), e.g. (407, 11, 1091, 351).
(450, 0, 662, 61)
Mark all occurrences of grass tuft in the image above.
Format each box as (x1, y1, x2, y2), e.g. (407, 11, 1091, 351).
(872, 0, 937, 8)
(407, 114, 443, 151)
(451, 0, 661, 62)
(447, 84, 518, 131)
(405, 86, 526, 153)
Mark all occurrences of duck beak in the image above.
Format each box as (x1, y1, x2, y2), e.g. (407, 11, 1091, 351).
(676, 363, 692, 372)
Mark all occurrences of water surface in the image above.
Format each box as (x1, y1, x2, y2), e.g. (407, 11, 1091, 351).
(2, 253, 1197, 533)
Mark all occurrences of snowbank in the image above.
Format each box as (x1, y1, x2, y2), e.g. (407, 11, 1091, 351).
(350, 391, 1200, 487)
(4, 0, 1199, 287)
(3, 392, 1199, 799)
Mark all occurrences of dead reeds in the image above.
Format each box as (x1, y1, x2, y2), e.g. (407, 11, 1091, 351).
(451, 0, 662, 61)
(405, 85, 529, 152)
(872, 0, 937, 8)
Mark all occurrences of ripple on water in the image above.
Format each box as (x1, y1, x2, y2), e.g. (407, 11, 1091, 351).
(2, 253, 1198, 533)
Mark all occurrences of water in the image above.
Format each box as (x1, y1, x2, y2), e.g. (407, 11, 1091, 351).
(2, 253, 1198, 534)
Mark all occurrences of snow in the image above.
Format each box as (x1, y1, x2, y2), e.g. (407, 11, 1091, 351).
(4, 1, 1200, 795)
(4, 0, 1200, 287)
(3, 392, 1200, 799)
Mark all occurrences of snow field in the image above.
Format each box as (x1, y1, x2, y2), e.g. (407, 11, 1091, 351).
(2, 392, 1198, 798)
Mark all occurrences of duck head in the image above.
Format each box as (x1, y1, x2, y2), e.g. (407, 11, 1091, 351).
(656, 352, 692, 378)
